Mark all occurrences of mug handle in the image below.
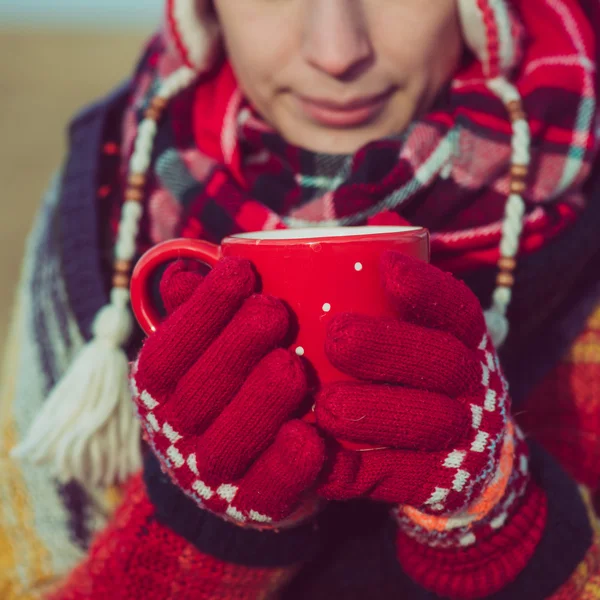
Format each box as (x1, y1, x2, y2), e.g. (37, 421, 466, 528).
(131, 238, 383, 452)
(130, 238, 222, 335)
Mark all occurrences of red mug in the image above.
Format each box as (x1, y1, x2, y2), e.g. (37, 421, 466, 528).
(130, 226, 430, 450)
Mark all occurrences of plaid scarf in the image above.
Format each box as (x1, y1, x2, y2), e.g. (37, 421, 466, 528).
(119, 0, 599, 276)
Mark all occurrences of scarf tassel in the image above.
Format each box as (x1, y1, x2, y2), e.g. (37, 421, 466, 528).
(11, 289, 142, 488)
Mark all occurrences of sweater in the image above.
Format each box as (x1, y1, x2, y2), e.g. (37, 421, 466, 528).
(1, 80, 600, 599)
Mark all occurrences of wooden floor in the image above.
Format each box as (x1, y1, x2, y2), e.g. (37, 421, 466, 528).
(0, 29, 147, 343)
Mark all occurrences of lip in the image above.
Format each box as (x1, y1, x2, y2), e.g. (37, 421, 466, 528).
(296, 90, 393, 128)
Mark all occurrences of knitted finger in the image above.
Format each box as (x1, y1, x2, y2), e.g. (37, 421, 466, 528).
(325, 315, 478, 396)
(318, 332, 511, 513)
(231, 420, 325, 523)
(315, 382, 469, 450)
(133, 381, 323, 527)
(381, 251, 486, 350)
(160, 259, 205, 314)
(196, 349, 308, 483)
(318, 446, 448, 504)
(135, 257, 256, 397)
(162, 294, 290, 435)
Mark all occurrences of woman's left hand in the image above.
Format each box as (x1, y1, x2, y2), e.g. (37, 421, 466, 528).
(315, 252, 530, 523)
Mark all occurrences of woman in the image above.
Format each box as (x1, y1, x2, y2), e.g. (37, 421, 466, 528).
(1, 0, 600, 597)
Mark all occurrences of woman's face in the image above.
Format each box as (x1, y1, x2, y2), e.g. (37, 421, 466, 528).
(212, 0, 463, 154)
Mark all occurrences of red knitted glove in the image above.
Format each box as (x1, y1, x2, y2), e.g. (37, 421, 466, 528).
(315, 252, 545, 599)
(132, 258, 325, 529)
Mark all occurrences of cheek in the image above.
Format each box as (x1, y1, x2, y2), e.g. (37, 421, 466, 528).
(215, 5, 298, 107)
(228, 42, 295, 122)
(374, 3, 462, 88)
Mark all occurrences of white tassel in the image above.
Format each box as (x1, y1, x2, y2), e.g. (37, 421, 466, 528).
(484, 308, 509, 348)
(12, 288, 141, 487)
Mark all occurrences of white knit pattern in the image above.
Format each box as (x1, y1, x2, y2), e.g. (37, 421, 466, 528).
(137, 386, 276, 526)
(420, 333, 510, 514)
(394, 423, 529, 549)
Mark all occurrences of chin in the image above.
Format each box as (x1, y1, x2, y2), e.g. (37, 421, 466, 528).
(274, 112, 409, 155)
(288, 124, 404, 154)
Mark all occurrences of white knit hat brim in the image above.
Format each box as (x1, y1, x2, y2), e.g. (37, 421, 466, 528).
(458, 0, 521, 77)
(164, 0, 221, 71)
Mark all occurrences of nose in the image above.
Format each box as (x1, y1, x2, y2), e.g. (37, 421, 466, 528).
(302, 0, 374, 81)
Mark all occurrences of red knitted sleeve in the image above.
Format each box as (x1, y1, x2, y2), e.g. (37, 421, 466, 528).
(46, 474, 301, 600)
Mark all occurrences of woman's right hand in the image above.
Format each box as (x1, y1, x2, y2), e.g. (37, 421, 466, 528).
(131, 258, 324, 529)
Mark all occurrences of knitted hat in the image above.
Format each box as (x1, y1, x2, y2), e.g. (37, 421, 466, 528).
(12, 0, 530, 487)
(164, 0, 523, 77)
(164, 0, 220, 72)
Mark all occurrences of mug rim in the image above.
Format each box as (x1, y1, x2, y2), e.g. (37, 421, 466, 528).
(228, 226, 424, 243)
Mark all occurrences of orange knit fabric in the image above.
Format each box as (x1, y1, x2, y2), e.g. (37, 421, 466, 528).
(518, 305, 600, 492)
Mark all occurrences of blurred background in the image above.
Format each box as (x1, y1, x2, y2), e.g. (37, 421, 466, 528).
(0, 0, 162, 343)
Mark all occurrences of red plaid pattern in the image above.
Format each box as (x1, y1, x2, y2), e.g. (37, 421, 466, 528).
(112, 0, 599, 278)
